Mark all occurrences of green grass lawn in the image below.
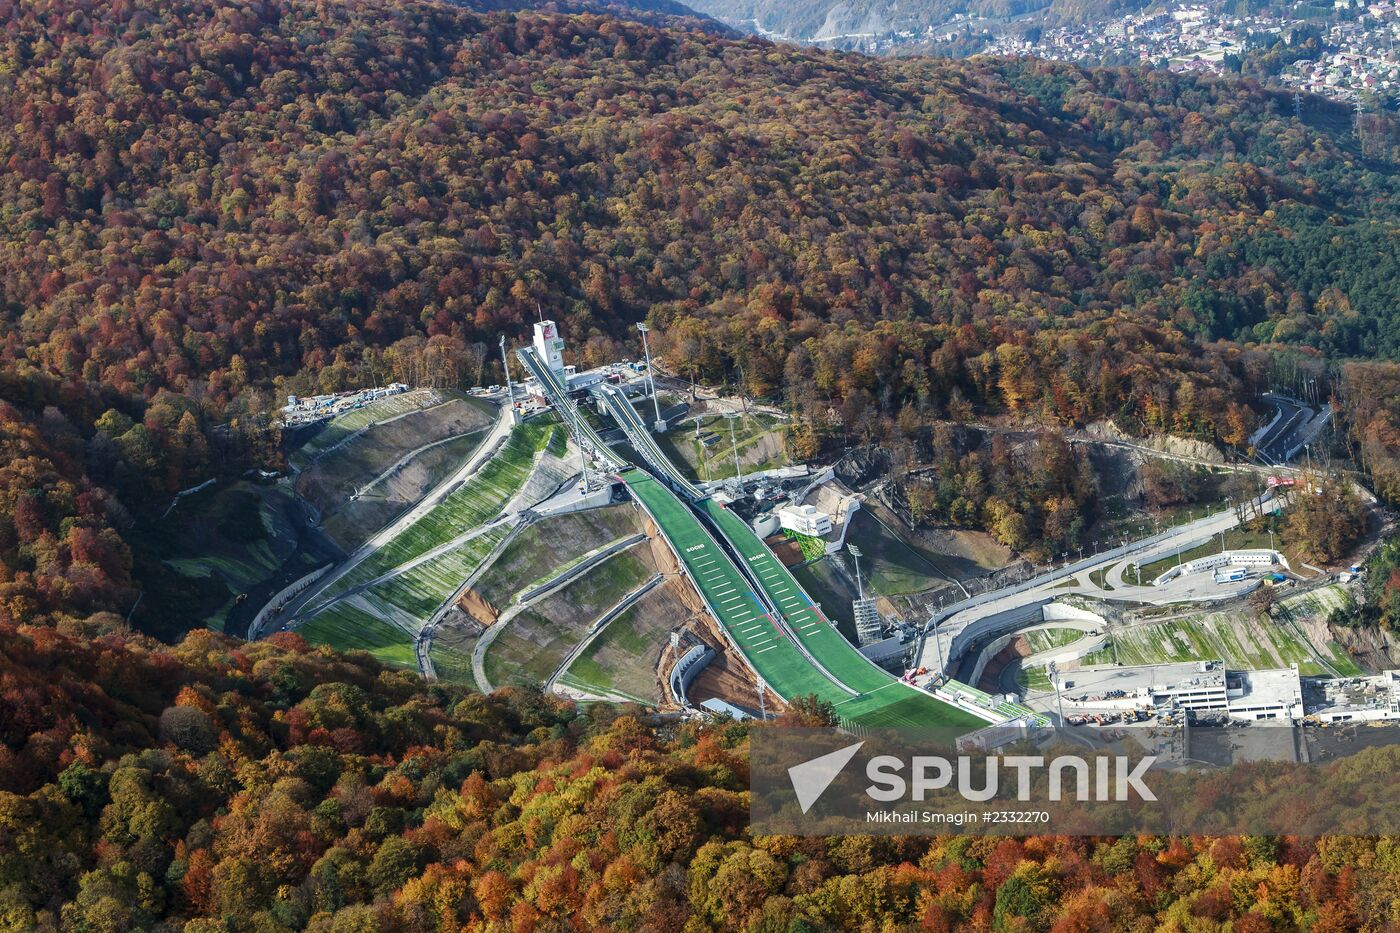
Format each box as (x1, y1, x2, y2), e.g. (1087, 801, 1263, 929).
(1023, 627, 1085, 653)
(1014, 666, 1054, 693)
(298, 602, 417, 669)
(841, 509, 950, 596)
(360, 420, 558, 574)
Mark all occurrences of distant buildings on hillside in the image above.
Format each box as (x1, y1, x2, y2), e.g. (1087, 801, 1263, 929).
(986, 0, 1400, 109)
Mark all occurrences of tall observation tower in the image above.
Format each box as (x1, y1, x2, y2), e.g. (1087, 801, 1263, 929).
(533, 320, 567, 385)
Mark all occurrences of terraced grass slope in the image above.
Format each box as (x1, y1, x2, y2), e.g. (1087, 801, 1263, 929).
(294, 419, 565, 666)
(355, 420, 561, 578)
(557, 582, 691, 704)
(474, 505, 642, 609)
(307, 419, 561, 609)
(291, 389, 451, 466)
(1081, 599, 1358, 676)
(297, 601, 420, 669)
(483, 545, 657, 688)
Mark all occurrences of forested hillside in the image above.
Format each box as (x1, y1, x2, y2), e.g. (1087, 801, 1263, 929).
(2, 620, 1394, 930)
(2, 0, 1400, 628)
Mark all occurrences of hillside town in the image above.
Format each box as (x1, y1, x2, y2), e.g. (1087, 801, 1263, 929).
(985, 1, 1400, 108)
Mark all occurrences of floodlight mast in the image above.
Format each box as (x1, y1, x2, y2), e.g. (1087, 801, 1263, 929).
(929, 616, 944, 679)
(638, 322, 663, 431)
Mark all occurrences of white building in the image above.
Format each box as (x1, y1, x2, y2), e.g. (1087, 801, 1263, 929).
(1225, 667, 1305, 722)
(1062, 660, 1305, 722)
(777, 504, 832, 537)
(1311, 670, 1400, 723)
(533, 320, 566, 382)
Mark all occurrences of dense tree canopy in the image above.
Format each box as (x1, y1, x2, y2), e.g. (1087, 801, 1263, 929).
(3, 3, 1400, 927)
(3, 620, 1398, 931)
(9, 0, 1400, 627)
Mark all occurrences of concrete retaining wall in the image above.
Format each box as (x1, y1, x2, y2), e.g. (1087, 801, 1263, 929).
(669, 643, 716, 706)
(252, 564, 331, 637)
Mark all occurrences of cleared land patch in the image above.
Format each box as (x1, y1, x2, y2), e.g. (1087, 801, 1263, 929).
(428, 610, 486, 684)
(300, 524, 510, 657)
(473, 505, 643, 610)
(155, 481, 330, 633)
(841, 508, 952, 596)
(656, 410, 789, 483)
(558, 578, 695, 704)
(483, 544, 658, 688)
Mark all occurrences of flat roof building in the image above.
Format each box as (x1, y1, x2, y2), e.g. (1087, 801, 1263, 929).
(778, 504, 832, 538)
(1061, 660, 1305, 722)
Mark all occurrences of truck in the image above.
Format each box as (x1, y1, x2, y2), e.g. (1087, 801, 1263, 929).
(1214, 567, 1248, 584)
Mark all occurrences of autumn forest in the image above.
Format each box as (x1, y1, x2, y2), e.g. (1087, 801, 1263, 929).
(6, 0, 1400, 927)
